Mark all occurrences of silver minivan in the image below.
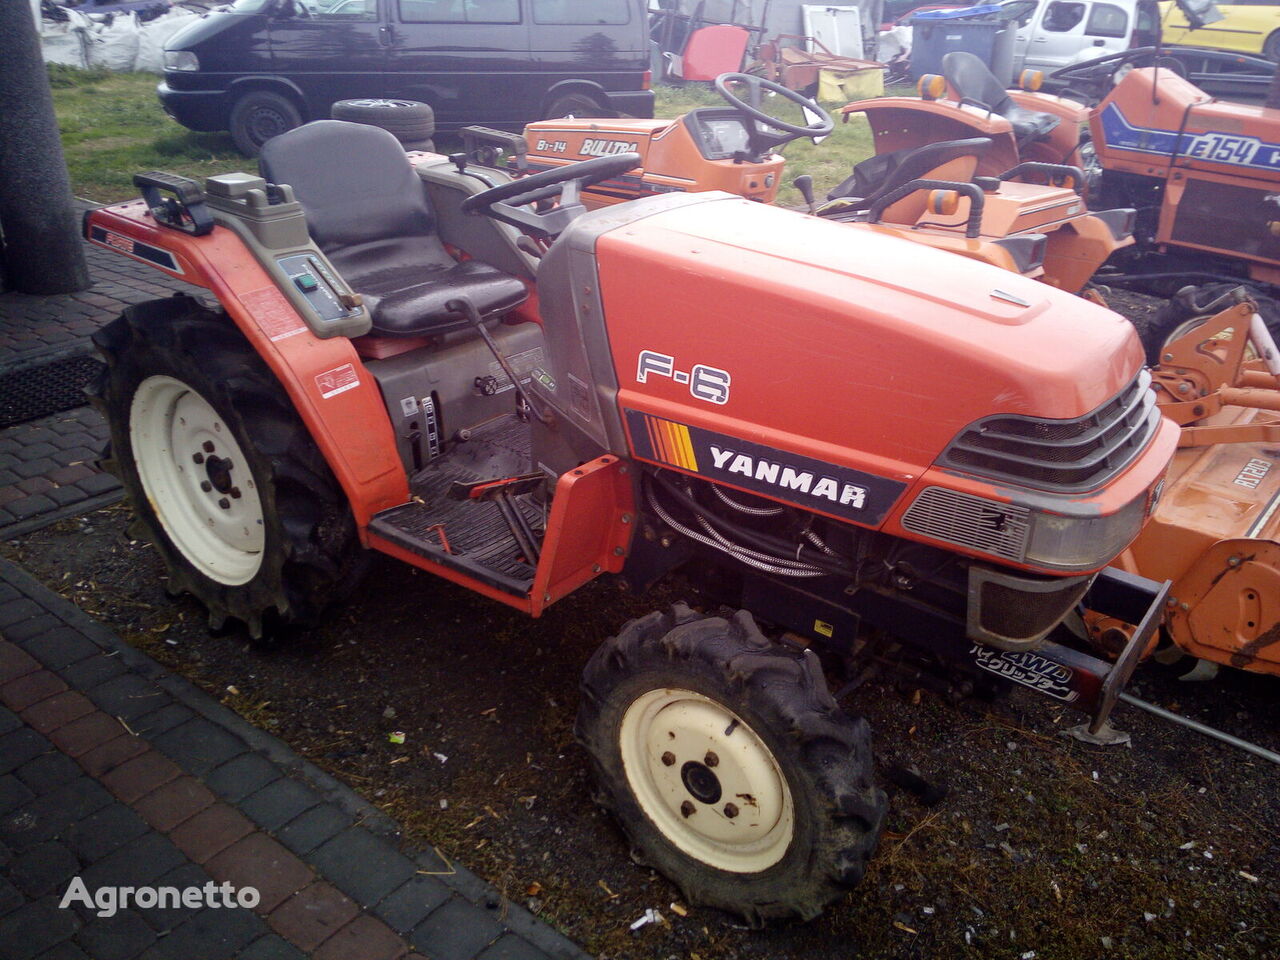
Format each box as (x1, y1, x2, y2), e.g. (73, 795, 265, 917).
(1009, 0, 1161, 74)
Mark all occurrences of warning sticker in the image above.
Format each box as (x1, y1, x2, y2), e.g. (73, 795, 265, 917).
(486, 346, 545, 393)
(240, 286, 308, 342)
(315, 363, 360, 399)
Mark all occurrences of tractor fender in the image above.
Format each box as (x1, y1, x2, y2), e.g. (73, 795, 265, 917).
(1165, 538, 1280, 675)
(83, 201, 408, 532)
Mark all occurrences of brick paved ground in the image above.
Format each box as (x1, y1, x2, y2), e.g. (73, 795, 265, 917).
(0, 557, 588, 960)
(0, 221, 199, 537)
(0, 408, 122, 535)
(0, 227, 591, 959)
(0, 240, 192, 375)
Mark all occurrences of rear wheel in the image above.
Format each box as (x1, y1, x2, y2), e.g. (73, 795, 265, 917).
(230, 90, 303, 157)
(576, 604, 886, 924)
(544, 92, 608, 119)
(1143, 283, 1280, 366)
(1264, 30, 1280, 62)
(87, 296, 364, 638)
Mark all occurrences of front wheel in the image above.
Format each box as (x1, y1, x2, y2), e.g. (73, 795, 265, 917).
(576, 604, 886, 924)
(87, 296, 364, 638)
(230, 90, 303, 157)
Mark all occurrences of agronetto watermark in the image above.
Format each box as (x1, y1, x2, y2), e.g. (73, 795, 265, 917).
(59, 876, 261, 918)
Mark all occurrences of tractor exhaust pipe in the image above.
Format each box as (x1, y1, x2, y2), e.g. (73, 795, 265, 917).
(1118, 692, 1280, 767)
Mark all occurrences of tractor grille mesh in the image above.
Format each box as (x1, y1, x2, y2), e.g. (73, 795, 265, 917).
(939, 371, 1158, 492)
(977, 574, 1094, 643)
(901, 487, 1030, 561)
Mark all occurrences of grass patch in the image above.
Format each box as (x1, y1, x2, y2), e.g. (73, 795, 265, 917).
(51, 69, 245, 203)
(51, 65, 878, 204)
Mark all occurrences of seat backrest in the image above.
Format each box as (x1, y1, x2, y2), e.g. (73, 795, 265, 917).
(829, 137, 992, 211)
(942, 51, 1012, 114)
(259, 120, 435, 255)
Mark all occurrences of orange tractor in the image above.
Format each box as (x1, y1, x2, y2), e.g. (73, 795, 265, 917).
(85, 120, 1174, 921)
(828, 49, 1280, 676)
(880, 48, 1280, 308)
(515, 73, 1135, 292)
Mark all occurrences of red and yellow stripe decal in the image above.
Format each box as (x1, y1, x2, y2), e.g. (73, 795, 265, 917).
(643, 415, 700, 472)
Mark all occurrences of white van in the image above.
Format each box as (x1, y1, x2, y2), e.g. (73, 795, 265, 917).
(1008, 0, 1161, 74)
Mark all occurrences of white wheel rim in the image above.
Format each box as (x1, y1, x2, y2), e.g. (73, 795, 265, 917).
(619, 687, 795, 873)
(130, 375, 265, 586)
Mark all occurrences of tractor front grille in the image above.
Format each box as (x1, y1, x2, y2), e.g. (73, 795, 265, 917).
(939, 370, 1158, 492)
(969, 566, 1096, 649)
(901, 487, 1030, 562)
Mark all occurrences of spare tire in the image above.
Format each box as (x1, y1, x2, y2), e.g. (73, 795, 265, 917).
(330, 99, 435, 144)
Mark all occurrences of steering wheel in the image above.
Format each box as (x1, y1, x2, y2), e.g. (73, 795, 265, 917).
(461, 152, 642, 238)
(1048, 46, 1170, 102)
(712, 73, 834, 156)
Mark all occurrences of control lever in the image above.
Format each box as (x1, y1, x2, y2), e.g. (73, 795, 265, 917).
(446, 297, 554, 426)
(450, 474, 544, 565)
(515, 236, 545, 260)
(793, 175, 817, 214)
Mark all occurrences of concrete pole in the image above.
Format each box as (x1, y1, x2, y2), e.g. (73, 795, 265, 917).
(0, 0, 91, 294)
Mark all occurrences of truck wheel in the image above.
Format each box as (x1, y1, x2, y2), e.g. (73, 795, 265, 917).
(86, 296, 363, 638)
(1143, 283, 1280, 366)
(230, 90, 303, 157)
(330, 99, 435, 144)
(577, 604, 886, 923)
(1265, 31, 1280, 62)
(544, 92, 609, 119)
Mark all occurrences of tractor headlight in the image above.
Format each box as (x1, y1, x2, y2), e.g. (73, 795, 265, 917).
(1023, 493, 1147, 571)
(164, 50, 200, 71)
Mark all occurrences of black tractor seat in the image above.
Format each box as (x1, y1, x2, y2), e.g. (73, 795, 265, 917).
(259, 120, 527, 338)
(941, 52, 1060, 147)
(826, 136, 993, 208)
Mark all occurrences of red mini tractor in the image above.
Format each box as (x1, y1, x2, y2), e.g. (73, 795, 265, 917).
(85, 120, 1173, 921)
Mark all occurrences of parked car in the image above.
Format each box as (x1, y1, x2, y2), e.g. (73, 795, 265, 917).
(1006, 0, 1275, 92)
(1159, 0, 1280, 59)
(1010, 0, 1162, 75)
(158, 0, 655, 155)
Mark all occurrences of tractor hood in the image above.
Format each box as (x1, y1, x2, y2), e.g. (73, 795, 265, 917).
(588, 194, 1144, 481)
